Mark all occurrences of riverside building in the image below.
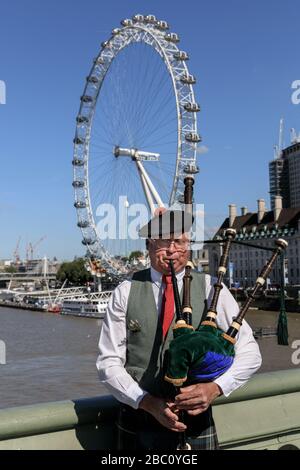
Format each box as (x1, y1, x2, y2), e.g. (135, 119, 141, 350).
(208, 199, 300, 287)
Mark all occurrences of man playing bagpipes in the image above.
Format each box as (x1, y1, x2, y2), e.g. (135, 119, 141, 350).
(96, 207, 263, 450)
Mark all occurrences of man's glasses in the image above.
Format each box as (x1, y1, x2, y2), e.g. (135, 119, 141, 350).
(152, 239, 189, 250)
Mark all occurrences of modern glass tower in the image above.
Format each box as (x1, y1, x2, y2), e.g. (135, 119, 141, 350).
(269, 142, 300, 210)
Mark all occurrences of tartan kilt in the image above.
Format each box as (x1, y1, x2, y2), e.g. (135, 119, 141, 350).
(117, 404, 219, 451)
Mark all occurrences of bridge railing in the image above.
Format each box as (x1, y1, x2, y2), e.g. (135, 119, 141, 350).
(0, 369, 299, 450)
(0, 273, 56, 279)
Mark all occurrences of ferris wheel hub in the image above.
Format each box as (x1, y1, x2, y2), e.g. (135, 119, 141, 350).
(113, 146, 160, 161)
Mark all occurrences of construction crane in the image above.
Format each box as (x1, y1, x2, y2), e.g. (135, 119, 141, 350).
(13, 236, 21, 264)
(290, 128, 300, 144)
(26, 236, 47, 261)
(273, 118, 285, 159)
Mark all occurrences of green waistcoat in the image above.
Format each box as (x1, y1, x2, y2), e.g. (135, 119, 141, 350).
(125, 268, 207, 397)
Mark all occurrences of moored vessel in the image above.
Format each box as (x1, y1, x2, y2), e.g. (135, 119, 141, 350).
(61, 291, 111, 318)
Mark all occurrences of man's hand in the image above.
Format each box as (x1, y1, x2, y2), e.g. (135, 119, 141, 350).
(139, 393, 187, 432)
(175, 382, 222, 416)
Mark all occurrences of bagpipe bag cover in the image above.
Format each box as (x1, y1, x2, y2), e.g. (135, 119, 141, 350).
(165, 325, 235, 383)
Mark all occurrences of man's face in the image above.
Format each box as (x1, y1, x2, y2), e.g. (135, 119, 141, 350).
(148, 233, 190, 274)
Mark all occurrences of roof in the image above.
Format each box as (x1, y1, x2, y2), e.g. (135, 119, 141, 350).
(282, 142, 300, 157)
(215, 207, 300, 238)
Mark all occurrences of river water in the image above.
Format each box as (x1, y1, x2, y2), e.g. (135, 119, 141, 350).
(0, 306, 106, 409)
(0, 306, 299, 410)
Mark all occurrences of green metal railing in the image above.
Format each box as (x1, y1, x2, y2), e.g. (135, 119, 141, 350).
(0, 369, 299, 450)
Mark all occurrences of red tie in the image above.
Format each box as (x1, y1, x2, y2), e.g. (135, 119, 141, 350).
(160, 274, 175, 338)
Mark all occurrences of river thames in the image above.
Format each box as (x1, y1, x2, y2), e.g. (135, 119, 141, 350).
(0, 306, 299, 409)
(0, 306, 106, 409)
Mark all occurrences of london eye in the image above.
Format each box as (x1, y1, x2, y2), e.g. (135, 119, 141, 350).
(72, 14, 200, 275)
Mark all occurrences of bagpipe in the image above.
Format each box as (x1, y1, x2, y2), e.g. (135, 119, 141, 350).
(163, 178, 288, 449)
(165, 234, 287, 450)
(165, 233, 288, 388)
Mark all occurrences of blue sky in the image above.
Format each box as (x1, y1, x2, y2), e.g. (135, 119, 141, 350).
(0, 0, 299, 260)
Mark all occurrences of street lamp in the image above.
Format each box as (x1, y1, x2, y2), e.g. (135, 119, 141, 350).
(277, 251, 288, 345)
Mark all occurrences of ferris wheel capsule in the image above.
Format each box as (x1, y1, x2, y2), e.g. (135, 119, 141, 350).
(132, 14, 144, 22)
(173, 50, 189, 61)
(121, 19, 133, 27)
(157, 20, 169, 30)
(74, 201, 87, 209)
(72, 180, 85, 188)
(93, 57, 105, 65)
(144, 15, 157, 24)
(180, 74, 196, 85)
(80, 95, 93, 103)
(73, 137, 84, 145)
(72, 159, 84, 166)
(76, 115, 89, 124)
(82, 238, 96, 246)
(165, 32, 180, 43)
(87, 76, 99, 84)
(77, 221, 90, 228)
(184, 163, 200, 175)
(184, 102, 201, 112)
(185, 132, 202, 143)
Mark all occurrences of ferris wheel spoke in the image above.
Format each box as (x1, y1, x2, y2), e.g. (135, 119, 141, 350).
(138, 85, 176, 137)
(136, 100, 176, 146)
(131, 67, 172, 143)
(113, 43, 163, 146)
(118, 46, 148, 130)
(138, 115, 178, 148)
(128, 48, 167, 137)
(109, 58, 138, 146)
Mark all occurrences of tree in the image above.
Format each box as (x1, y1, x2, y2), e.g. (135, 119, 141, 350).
(4, 266, 17, 274)
(129, 251, 143, 262)
(56, 258, 92, 285)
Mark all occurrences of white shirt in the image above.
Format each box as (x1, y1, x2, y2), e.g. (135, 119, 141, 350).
(96, 267, 262, 409)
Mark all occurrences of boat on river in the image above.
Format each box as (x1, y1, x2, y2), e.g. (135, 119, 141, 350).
(61, 291, 111, 318)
